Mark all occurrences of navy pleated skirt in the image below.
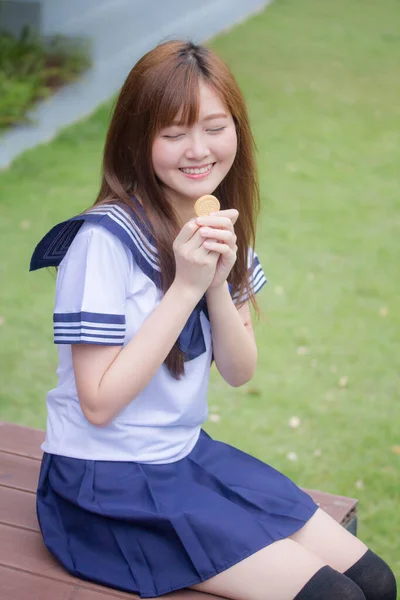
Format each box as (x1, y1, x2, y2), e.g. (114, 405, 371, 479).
(36, 430, 318, 598)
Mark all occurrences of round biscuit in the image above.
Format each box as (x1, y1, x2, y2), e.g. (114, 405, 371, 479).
(194, 195, 220, 217)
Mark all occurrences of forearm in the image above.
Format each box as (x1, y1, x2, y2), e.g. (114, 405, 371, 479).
(206, 283, 257, 387)
(89, 283, 200, 424)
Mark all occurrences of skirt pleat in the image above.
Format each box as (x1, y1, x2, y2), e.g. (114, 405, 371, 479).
(37, 430, 318, 598)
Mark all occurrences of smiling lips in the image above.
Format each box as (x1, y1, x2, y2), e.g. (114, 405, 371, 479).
(179, 163, 215, 179)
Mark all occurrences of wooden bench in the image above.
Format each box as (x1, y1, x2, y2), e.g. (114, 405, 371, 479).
(0, 421, 358, 599)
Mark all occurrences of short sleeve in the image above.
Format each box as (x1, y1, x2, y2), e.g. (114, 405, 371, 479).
(53, 223, 131, 346)
(233, 247, 267, 305)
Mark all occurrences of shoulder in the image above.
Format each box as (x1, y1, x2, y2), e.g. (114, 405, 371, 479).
(74, 220, 129, 248)
(62, 221, 132, 268)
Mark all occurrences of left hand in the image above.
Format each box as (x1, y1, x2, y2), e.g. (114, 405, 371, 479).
(195, 209, 239, 290)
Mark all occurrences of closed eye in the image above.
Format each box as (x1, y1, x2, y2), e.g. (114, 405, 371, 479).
(207, 127, 226, 133)
(163, 134, 184, 139)
(163, 126, 226, 139)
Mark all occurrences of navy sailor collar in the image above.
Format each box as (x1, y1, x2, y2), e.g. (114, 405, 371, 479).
(30, 198, 163, 289)
(30, 197, 228, 362)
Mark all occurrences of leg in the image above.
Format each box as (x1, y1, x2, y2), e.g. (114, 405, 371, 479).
(289, 508, 368, 572)
(290, 508, 397, 600)
(343, 550, 397, 600)
(189, 538, 364, 600)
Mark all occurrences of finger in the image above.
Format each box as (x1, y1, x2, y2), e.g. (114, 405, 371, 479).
(195, 216, 233, 231)
(210, 209, 239, 224)
(199, 227, 236, 245)
(202, 241, 231, 254)
(202, 241, 218, 256)
(193, 236, 219, 258)
(184, 227, 213, 252)
(174, 218, 200, 246)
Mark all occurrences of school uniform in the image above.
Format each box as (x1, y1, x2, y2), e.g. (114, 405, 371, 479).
(31, 197, 318, 598)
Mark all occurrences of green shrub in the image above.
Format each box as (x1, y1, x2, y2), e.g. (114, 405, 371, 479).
(0, 27, 91, 129)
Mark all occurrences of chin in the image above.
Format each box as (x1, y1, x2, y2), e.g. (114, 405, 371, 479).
(191, 188, 217, 200)
(194, 179, 222, 196)
(171, 176, 222, 201)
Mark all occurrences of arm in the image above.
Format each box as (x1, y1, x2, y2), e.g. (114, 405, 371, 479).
(72, 218, 220, 427)
(196, 209, 260, 387)
(206, 284, 257, 387)
(72, 282, 199, 426)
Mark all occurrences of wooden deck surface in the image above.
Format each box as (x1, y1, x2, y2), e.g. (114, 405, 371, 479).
(0, 420, 358, 599)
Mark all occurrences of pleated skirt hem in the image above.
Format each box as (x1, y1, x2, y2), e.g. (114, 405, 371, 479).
(117, 521, 317, 598)
(38, 516, 318, 598)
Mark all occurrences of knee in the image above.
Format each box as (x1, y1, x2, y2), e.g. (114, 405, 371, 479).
(375, 565, 398, 600)
(295, 566, 366, 600)
(370, 559, 397, 600)
(327, 572, 367, 600)
(344, 550, 397, 600)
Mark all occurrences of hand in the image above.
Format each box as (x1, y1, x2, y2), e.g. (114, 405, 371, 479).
(172, 218, 220, 298)
(195, 209, 239, 290)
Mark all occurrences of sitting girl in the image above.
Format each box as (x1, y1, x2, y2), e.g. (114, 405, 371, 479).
(31, 40, 396, 600)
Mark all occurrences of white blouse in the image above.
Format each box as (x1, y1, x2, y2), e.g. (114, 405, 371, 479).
(37, 203, 266, 464)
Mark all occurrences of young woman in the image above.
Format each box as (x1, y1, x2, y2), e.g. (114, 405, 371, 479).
(31, 40, 396, 600)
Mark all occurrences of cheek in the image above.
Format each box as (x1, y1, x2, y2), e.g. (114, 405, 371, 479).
(152, 140, 178, 174)
(152, 140, 165, 174)
(218, 128, 237, 161)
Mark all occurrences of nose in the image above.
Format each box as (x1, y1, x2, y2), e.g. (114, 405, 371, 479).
(184, 132, 211, 161)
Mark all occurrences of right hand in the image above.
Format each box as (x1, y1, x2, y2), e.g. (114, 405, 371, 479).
(172, 218, 219, 297)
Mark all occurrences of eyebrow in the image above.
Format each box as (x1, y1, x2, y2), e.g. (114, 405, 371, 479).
(171, 112, 228, 125)
(203, 112, 228, 121)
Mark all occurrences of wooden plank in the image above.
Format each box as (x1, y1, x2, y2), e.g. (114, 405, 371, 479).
(0, 523, 69, 582)
(0, 524, 140, 598)
(0, 525, 221, 600)
(0, 565, 221, 600)
(0, 565, 75, 600)
(303, 488, 358, 527)
(0, 486, 39, 532)
(0, 564, 140, 600)
(0, 451, 40, 493)
(0, 421, 44, 459)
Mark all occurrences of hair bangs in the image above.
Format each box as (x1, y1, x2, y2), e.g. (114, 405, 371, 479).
(155, 63, 201, 131)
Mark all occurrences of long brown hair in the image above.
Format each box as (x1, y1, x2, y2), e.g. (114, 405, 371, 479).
(93, 40, 261, 379)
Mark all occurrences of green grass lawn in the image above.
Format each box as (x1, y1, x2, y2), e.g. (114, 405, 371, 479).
(1, 0, 399, 582)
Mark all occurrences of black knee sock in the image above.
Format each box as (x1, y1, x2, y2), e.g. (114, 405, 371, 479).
(344, 550, 397, 600)
(295, 566, 366, 600)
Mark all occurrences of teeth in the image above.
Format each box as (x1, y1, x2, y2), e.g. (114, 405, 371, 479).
(181, 164, 213, 175)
